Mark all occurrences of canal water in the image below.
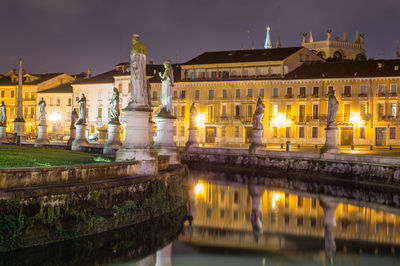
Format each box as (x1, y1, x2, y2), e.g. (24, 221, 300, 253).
(1, 167, 400, 266)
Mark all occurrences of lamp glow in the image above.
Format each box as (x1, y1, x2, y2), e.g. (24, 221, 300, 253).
(48, 112, 61, 122)
(195, 113, 206, 127)
(350, 113, 364, 126)
(272, 113, 290, 127)
(195, 182, 204, 196)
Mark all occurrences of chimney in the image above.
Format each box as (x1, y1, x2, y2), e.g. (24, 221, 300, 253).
(275, 36, 282, 48)
(343, 32, 348, 42)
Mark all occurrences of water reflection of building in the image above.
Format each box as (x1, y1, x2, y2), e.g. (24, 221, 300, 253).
(181, 180, 400, 251)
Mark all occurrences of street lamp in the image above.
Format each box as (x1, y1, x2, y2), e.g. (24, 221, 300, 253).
(48, 112, 61, 142)
(195, 112, 206, 128)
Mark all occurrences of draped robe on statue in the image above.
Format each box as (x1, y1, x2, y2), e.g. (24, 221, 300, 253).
(129, 47, 148, 108)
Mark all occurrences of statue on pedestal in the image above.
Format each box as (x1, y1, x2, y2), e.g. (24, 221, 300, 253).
(77, 93, 87, 124)
(0, 101, 6, 126)
(189, 103, 197, 129)
(70, 108, 78, 128)
(252, 97, 265, 130)
(109, 87, 120, 123)
(159, 60, 174, 114)
(38, 97, 47, 124)
(326, 91, 339, 128)
(129, 34, 148, 109)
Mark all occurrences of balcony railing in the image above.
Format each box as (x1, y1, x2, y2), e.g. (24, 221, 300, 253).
(376, 92, 386, 97)
(358, 93, 368, 97)
(341, 93, 352, 97)
(311, 93, 319, 98)
(297, 94, 306, 99)
(389, 92, 397, 97)
(378, 115, 400, 122)
(284, 94, 293, 99)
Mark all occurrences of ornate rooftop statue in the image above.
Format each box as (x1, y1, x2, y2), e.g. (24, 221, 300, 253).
(252, 97, 265, 130)
(77, 93, 87, 124)
(70, 108, 78, 128)
(0, 101, 6, 126)
(129, 34, 149, 109)
(109, 87, 120, 123)
(38, 97, 47, 123)
(159, 60, 174, 114)
(327, 90, 339, 128)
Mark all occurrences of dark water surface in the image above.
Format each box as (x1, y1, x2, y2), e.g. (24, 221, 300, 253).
(2, 167, 400, 266)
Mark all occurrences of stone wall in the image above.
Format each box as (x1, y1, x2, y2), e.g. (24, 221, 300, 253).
(0, 161, 140, 190)
(0, 164, 187, 251)
(181, 147, 400, 183)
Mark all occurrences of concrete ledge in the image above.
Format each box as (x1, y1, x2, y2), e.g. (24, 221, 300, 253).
(181, 147, 400, 183)
(0, 161, 140, 189)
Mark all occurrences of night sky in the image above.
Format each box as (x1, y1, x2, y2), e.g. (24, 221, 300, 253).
(1, 0, 399, 76)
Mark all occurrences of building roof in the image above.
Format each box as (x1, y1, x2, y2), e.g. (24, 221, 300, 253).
(0, 73, 64, 86)
(38, 83, 73, 94)
(284, 60, 400, 80)
(181, 47, 304, 66)
(73, 70, 121, 85)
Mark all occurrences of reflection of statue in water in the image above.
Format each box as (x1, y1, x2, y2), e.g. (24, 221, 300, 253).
(159, 60, 174, 114)
(109, 88, 120, 123)
(38, 97, 47, 123)
(189, 103, 198, 129)
(326, 91, 339, 128)
(77, 93, 87, 124)
(249, 183, 264, 242)
(252, 97, 265, 130)
(129, 34, 148, 109)
(70, 109, 78, 128)
(0, 101, 6, 126)
(320, 197, 338, 264)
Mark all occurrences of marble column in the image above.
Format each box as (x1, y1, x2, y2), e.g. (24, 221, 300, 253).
(14, 58, 25, 143)
(249, 128, 264, 154)
(103, 122, 122, 155)
(116, 108, 158, 175)
(0, 125, 8, 143)
(71, 123, 89, 151)
(319, 197, 339, 262)
(34, 122, 49, 147)
(154, 110, 180, 165)
(321, 127, 340, 153)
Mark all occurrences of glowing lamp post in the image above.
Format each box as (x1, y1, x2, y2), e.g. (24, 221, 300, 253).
(195, 112, 206, 128)
(48, 112, 61, 142)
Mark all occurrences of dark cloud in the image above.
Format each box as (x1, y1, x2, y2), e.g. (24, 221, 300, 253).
(0, 0, 399, 75)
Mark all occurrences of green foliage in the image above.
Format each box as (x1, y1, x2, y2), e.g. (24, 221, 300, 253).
(0, 145, 114, 168)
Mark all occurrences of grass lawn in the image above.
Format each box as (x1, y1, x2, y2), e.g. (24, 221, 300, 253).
(0, 145, 114, 168)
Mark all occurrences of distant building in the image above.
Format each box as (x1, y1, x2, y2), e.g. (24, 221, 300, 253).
(302, 30, 366, 61)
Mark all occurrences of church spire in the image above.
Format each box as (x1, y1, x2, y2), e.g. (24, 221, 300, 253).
(309, 31, 313, 42)
(264, 26, 272, 49)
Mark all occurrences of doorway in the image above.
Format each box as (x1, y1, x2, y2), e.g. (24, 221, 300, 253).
(206, 127, 216, 143)
(375, 127, 386, 146)
(341, 127, 353, 145)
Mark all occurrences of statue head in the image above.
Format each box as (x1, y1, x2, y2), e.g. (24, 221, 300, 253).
(81, 93, 85, 98)
(40, 97, 44, 101)
(113, 87, 118, 93)
(163, 60, 172, 68)
(132, 34, 140, 43)
(1, 101, 4, 106)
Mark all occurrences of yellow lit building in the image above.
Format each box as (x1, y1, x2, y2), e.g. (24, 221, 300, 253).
(0, 71, 74, 137)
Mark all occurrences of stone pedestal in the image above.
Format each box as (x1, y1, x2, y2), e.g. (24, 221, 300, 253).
(34, 124, 49, 146)
(71, 123, 89, 151)
(67, 127, 76, 146)
(103, 123, 122, 155)
(154, 114, 180, 165)
(13, 119, 25, 143)
(156, 243, 172, 266)
(0, 125, 8, 143)
(321, 127, 340, 153)
(116, 108, 157, 175)
(249, 128, 265, 154)
(185, 127, 198, 150)
(149, 119, 155, 145)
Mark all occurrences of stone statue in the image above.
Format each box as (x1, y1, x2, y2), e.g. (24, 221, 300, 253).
(326, 91, 339, 128)
(129, 34, 149, 109)
(38, 97, 47, 123)
(189, 103, 198, 129)
(70, 108, 78, 128)
(77, 93, 87, 124)
(109, 87, 120, 123)
(159, 60, 174, 114)
(0, 101, 6, 126)
(252, 97, 265, 130)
